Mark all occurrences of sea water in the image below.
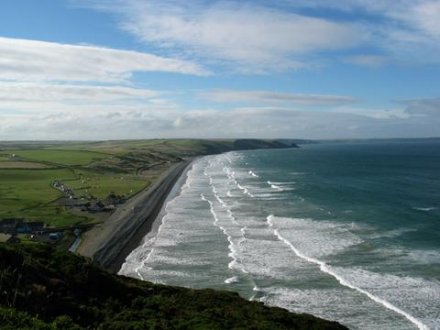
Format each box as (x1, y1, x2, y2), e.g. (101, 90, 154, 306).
(120, 141, 440, 330)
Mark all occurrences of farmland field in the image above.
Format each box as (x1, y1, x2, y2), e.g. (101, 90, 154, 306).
(0, 161, 52, 169)
(8, 149, 110, 165)
(67, 169, 148, 200)
(0, 168, 87, 226)
(0, 139, 279, 228)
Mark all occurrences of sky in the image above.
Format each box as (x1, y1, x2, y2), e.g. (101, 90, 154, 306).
(0, 0, 439, 140)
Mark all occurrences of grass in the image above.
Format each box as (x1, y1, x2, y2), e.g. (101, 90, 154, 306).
(0, 168, 73, 207)
(0, 155, 10, 162)
(67, 169, 149, 200)
(0, 166, 149, 226)
(0, 169, 89, 226)
(61, 139, 213, 156)
(8, 149, 110, 166)
(0, 162, 52, 169)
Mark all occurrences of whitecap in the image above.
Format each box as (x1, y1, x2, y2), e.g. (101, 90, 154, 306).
(413, 207, 437, 212)
(225, 276, 239, 284)
(249, 170, 259, 177)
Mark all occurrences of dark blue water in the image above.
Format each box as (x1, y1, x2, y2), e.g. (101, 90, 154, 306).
(122, 140, 440, 329)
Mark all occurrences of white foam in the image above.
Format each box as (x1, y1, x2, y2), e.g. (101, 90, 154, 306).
(236, 183, 255, 198)
(266, 215, 430, 330)
(268, 216, 363, 258)
(249, 170, 259, 177)
(368, 227, 417, 239)
(267, 180, 296, 185)
(402, 249, 440, 264)
(267, 181, 295, 192)
(201, 193, 248, 274)
(225, 276, 239, 284)
(413, 207, 437, 212)
(258, 286, 413, 330)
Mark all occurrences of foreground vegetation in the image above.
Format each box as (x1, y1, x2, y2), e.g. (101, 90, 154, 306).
(0, 243, 346, 329)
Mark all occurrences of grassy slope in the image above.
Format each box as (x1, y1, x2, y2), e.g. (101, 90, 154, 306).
(0, 243, 346, 330)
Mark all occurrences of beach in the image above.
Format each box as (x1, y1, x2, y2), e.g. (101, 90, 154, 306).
(77, 159, 193, 273)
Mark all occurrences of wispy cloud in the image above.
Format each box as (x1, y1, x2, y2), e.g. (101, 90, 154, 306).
(0, 82, 173, 115)
(0, 83, 158, 103)
(281, 0, 440, 64)
(0, 36, 207, 83)
(78, 0, 440, 70)
(80, 0, 362, 72)
(201, 90, 357, 106)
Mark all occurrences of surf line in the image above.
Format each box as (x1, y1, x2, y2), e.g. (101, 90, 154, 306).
(266, 215, 429, 330)
(201, 193, 247, 274)
(131, 162, 198, 280)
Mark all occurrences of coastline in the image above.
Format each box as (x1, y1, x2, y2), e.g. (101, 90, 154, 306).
(78, 159, 194, 273)
(119, 156, 197, 275)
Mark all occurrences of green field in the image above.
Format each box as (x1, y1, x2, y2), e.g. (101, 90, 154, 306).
(0, 168, 87, 226)
(8, 149, 110, 165)
(0, 144, 166, 227)
(0, 139, 290, 228)
(0, 161, 51, 169)
(67, 169, 148, 200)
(0, 166, 151, 226)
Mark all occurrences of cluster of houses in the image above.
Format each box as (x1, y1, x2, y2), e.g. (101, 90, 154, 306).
(0, 178, 129, 244)
(53, 180, 74, 198)
(0, 219, 44, 234)
(0, 218, 77, 244)
(0, 219, 64, 243)
(80, 193, 126, 213)
(0, 218, 90, 245)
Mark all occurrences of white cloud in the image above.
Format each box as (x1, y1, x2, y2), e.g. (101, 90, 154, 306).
(81, 0, 362, 72)
(401, 98, 440, 116)
(78, 0, 440, 69)
(281, 0, 440, 63)
(333, 107, 411, 119)
(0, 82, 158, 104)
(2, 100, 439, 140)
(0, 82, 178, 117)
(387, 1, 440, 39)
(0, 37, 207, 83)
(201, 90, 356, 106)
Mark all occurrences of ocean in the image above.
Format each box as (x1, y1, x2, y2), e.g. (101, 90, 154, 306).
(120, 140, 440, 330)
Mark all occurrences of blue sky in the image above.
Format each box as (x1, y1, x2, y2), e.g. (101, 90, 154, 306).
(0, 0, 439, 140)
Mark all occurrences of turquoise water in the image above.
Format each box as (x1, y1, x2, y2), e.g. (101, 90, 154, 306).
(121, 141, 440, 329)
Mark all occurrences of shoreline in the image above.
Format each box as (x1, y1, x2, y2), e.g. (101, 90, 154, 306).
(78, 159, 193, 273)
